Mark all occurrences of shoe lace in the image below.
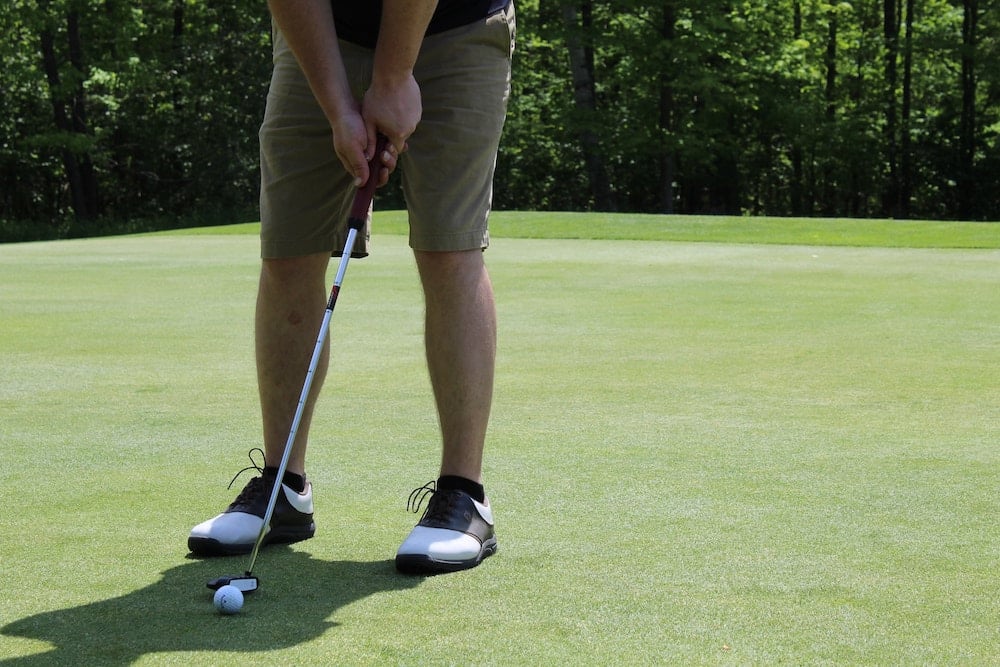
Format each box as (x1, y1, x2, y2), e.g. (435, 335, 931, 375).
(226, 448, 271, 506)
(406, 481, 436, 514)
(227, 447, 267, 488)
(405, 480, 459, 523)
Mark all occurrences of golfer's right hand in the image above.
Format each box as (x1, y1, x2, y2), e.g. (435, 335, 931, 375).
(331, 113, 396, 189)
(361, 73, 421, 162)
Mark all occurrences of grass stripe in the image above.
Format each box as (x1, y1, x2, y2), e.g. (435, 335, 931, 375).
(150, 210, 1000, 249)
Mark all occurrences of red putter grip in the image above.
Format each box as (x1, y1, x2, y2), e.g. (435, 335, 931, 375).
(347, 134, 388, 229)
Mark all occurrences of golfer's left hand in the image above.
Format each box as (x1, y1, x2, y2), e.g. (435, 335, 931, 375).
(362, 73, 421, 161)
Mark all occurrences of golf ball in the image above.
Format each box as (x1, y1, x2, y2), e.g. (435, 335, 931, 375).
(213, 585, 243, 615)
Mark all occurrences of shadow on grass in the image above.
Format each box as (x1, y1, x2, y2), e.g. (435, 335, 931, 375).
(1, 549, 422, 665)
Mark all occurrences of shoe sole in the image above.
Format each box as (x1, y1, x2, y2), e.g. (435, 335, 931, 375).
(395, 538, 498, 575)
(187, 522, 316, 557)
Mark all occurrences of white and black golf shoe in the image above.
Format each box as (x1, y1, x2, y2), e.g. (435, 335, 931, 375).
(395, 482, 498, 574)
(188, 457, 315, 557)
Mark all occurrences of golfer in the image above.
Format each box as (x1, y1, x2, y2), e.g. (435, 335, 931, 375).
(188, 0, 514, 574)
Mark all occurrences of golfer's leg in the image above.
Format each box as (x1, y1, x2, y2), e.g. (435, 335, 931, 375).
(256, 251, 332, 475)
(414, 248, 497, 483)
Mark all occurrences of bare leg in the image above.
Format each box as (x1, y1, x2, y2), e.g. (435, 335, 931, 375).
(255, 251, 332, 476)
(414, 249, 497, 484)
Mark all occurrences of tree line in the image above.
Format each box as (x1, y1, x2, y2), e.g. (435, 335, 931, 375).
(1, 1, 997, 240)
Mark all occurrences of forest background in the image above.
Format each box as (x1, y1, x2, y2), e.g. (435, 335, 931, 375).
(1, 0, 997, 241)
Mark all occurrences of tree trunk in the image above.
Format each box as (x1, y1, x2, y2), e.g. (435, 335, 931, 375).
(900, 0, 914, 218)
(562, 1, 613, 211)
(658, 2, 676, 214)
(958, 0, 977, 219)
(822, 10, 837, 215)
(66, 9, 99, 219)
(883, 0, 900, 217)
(790, 0, 804, 215)
(172, 0, 186, 111)
(38, 3, 100, 221)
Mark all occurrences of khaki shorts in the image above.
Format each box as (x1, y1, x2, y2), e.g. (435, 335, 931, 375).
(259, 4, 516, 258)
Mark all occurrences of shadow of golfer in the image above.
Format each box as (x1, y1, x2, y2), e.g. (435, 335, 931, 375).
(1, 550, 423, 665)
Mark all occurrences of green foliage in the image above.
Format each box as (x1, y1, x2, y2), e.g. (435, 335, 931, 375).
(501, 0, 998, 218)
(496, 0, 587, 211)
(1, 0, 998, 240)
(1, 0, 268, 230)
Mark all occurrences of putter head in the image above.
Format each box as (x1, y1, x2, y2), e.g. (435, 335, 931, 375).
(207, 573, 259, 593)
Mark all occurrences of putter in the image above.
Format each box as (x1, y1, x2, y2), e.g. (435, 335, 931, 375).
(208, 136, 387, 594)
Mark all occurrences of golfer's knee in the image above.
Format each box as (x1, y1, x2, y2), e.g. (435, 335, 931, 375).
(260, 252, 330, 287)
(414, 249, 485, 280)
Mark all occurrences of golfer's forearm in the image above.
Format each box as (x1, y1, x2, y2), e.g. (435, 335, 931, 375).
(267, 0, 354, 121)
(373, 0, 438, 84)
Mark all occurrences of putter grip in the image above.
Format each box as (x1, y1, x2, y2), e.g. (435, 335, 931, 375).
(348, 134, 388, 230)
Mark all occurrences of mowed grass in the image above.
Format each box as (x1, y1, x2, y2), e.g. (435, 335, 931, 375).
(1, 214, 998, 665)
(166, 210, 1000, 249)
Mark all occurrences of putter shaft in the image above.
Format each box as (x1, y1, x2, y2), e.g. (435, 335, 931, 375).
(243, 137, 385, 578)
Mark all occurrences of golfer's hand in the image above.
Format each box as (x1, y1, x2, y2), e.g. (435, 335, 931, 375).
(361, 73, 421, 160)
(331, 111, 397, 189)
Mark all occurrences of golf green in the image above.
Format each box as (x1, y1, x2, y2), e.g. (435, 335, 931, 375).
(1, 219, 997, 664)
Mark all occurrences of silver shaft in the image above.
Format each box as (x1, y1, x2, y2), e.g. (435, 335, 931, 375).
(244, 226, 359, 575)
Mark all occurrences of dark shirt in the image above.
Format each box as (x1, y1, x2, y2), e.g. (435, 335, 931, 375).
(332, 0, 508, 48)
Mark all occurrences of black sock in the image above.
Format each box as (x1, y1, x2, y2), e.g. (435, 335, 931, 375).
(264, 466, 306, 494)
(437, 475, 486, 503)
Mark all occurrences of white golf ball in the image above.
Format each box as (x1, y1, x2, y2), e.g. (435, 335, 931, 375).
(213, 585, 244, 615)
